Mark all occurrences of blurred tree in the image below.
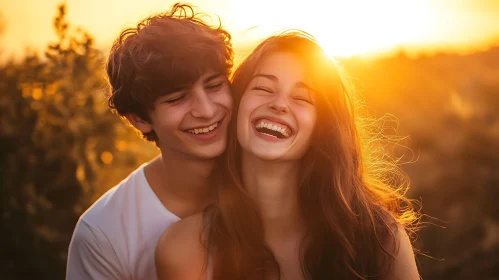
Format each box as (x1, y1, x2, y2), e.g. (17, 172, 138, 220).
(0, 4, 120, 279)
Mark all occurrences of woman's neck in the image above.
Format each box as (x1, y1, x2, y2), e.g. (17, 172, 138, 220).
(241, 151, 305, 241)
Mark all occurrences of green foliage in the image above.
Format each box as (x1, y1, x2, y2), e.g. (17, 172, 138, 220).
(0, 4, 120, 279)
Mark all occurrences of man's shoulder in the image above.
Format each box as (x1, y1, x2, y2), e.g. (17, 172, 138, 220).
(80, 164, 148, 228)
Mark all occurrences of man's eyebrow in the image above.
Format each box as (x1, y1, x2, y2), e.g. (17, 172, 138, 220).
(203, 73, 224, 83)
(161, 86, 188, 96)
(252, 73, 278, 83)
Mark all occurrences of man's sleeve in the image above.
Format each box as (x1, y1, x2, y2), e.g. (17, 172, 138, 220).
(66, 219, 124, 280)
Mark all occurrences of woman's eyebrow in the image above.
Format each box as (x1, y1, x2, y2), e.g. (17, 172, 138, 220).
(252, 73, 278, 82)
(251, 74, 316, 94)
(295, 81, 319, 94)
(295, 81, 311, 89)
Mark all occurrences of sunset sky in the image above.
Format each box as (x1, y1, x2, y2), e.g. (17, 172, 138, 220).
(1, 0, 499, 59)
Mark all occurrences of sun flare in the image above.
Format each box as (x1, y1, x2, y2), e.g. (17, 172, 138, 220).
(230, 0, 448, 57)
(2, 0, 499, 59)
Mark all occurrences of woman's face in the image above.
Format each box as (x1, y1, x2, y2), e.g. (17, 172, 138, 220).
(237, 51, 317, 161)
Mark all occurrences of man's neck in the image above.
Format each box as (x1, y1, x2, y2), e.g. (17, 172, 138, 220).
(144, 151, 217, 218)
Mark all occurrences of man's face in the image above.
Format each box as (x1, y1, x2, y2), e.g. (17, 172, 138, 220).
(143, 71, 232, 159)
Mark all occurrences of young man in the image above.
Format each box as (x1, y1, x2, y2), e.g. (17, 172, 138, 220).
(66, 3, 233, 279)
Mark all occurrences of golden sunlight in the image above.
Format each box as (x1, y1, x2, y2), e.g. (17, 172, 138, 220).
(1, 0, 499, 58)
(230, 0, 438, 57)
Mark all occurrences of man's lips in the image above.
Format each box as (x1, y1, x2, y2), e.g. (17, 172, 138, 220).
(183, 117, 225, 135)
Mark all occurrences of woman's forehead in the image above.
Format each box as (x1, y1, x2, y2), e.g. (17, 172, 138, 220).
(253, 52, 307, 81)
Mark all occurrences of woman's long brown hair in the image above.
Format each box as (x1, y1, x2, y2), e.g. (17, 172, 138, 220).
(205, 31, 420, 279)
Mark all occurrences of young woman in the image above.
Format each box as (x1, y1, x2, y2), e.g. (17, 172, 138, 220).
(155, 31, 420, 280)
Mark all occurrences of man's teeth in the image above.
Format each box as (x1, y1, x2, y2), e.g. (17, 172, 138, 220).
(255, 121, 290, 137)
(188, 122, 218, 134)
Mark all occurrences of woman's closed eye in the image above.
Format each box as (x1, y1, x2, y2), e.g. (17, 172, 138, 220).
(253, 86, 274, 93)
(293, 96, 314, 104)
(291, 90, 315, 104)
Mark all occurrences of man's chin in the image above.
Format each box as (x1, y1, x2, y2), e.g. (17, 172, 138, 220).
(158, 141, 225, 160)
(190, 143, 226, 160)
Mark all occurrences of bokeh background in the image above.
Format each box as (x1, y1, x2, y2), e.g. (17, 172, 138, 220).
(1, 0, 498, 279)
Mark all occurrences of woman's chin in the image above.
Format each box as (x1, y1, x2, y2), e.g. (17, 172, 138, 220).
(250, 149, 293, 162)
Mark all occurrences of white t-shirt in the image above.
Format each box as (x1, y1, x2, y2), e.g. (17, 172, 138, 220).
(66, 164, 181, 280)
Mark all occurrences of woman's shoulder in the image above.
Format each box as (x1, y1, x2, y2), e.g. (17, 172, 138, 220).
(157, 212, 205, 249)
(155, 212, 208, 280)
(379, 222, 420, 280)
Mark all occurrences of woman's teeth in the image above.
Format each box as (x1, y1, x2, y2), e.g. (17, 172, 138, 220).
(188, 122, 218, 134)
(255, 120, 290, 138)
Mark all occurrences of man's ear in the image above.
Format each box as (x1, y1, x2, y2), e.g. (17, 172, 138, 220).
(125, 114, 153, 134)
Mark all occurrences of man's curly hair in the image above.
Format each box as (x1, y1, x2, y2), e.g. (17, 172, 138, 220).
(106, 3, 233, 142)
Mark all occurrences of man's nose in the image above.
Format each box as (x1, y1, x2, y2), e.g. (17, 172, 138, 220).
(191, 88, 217, 119)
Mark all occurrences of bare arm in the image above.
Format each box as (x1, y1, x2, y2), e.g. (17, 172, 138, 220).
(380, 224, 420, 280)
(155, 213, 208, 280)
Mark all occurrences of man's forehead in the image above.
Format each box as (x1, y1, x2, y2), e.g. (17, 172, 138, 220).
(198, 70, 225, 82)
(179, 71, 224, 88)
(160, 70, 225, 94)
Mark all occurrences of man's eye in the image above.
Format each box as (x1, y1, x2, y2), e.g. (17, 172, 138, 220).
(164, 95, 185, 104)
(206, 82, 224, 90)
(253, 87, 273, 93)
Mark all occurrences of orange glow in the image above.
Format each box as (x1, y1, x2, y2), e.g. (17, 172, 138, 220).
(229, 0, 499, 57)
(1, 0, 499, 59)
(100, 151, 114, 165)
(229, 0, 435, 57)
